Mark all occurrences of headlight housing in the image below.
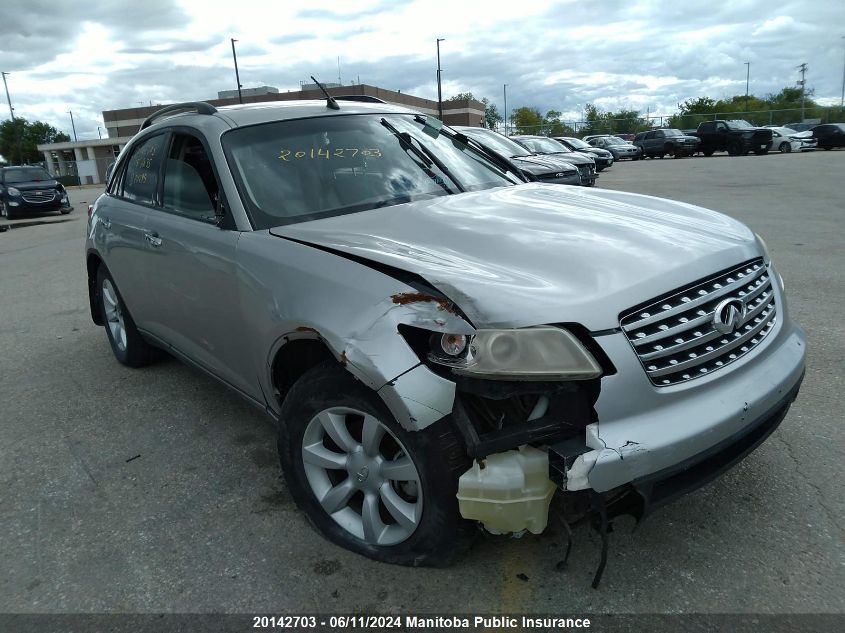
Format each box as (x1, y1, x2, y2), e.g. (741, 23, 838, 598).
(7, 187, 21, 196)
(427, 327, 602, 381)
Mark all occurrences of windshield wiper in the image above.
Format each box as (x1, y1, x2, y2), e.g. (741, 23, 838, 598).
(380, 118, 463, 193)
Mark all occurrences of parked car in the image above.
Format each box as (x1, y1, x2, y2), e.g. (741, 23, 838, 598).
(774, 122, 816, 133)
(552, 137, 614, 171)
(86, 99, 805, 568)
(510, 135, 598, 185)
(0, 166, 72, 219)
(453, 127, 581, 186)
(690, 120, 773, 156)
(634, 129, 700, 158)
(810, 123, 845, 150)
(767, 127, 816, 153)
(583, 135, 642, 160)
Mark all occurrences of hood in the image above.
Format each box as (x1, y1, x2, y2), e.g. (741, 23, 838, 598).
(536, 151, 594, 166)
(580, 147, 612, 158)
(5, 179, 60, 191)
(512, 155, 577, 176)
(270, 184, 759, 330)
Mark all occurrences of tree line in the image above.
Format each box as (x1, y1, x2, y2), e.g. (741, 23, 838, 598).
(448, 85, 843, 137)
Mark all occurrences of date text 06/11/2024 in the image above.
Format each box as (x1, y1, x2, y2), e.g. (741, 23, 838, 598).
(251, 615, 592, 629)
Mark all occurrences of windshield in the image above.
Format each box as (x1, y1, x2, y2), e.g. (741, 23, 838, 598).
(3, 167, 53, 183)
(562, 137, 590, 149)
(457, 128, 533, 158)
(516, 137, 570, 154)
(603, 137, 626, 146)
(728, 120, 753, 129)
(662, 129, 683, 137)
(223, 114, 519, 229)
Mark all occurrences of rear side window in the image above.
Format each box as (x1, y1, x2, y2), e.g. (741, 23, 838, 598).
(123, 134, 167, 205)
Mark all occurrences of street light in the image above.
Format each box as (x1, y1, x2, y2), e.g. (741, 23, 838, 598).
(744, 62, 750, 112)
(1, 71, 14, 120)
(503, 84, 508, 135)
(231, 38, 243, 104)
(68, 110, 77, 142)
(436, 38, 445, 120)
(840, 36, 844, 110)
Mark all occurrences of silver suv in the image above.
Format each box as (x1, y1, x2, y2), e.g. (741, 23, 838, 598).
(86, 99, 806, 568)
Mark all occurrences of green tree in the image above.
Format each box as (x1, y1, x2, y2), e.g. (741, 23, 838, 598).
(510, 106, 543, 134)
(0, 118, 70, 164)
(444, 92, 475, 102)
(482, 98, 502, 129)
(543, 110, 575, 136)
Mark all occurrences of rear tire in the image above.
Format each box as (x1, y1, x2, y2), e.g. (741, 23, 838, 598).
(96, 266, 161, 367)
(278, 361, 475, 567)
(779, 142, 791, 153)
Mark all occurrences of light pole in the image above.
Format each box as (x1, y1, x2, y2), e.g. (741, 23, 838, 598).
(503, 84, 508, 135)
(1, 71, 14, 120)
(97, 126, 102, 139)
(231, 38, 243, 104)
(436, 38, 445, 120)
(744, 62, 750, 112)
(840, 36, 844, 110)
(68, 110, 77, 142)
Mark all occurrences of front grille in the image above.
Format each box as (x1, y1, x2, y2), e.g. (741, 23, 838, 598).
(22, 190, 56, 204)
(620, 259, 777, 386)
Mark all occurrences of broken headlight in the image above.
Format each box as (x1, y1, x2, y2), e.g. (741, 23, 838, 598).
(428, 327, 602, 381)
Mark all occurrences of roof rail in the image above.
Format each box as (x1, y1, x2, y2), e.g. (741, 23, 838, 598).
(334, 95, 387, 104)
(140, 102, 217, 130)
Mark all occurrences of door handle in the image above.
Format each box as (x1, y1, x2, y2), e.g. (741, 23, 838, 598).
(144, 232, 162, 247)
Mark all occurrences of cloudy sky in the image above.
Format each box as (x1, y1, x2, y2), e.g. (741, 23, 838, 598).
(1, 0, 844, 141)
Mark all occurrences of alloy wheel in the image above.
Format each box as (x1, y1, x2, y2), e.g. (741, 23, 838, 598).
(301, 407, 423, 546)
(102, 279, 127, 352)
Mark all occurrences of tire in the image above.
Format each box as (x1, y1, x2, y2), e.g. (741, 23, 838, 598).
(703, 149, 715, 157)
(96, 266, 161, 367)
(278, 361, 475, 567)
(779, 142, 791, 153)
(2, 201, 14, 219)
(727, 141, 744, 156)
(754, 148, 768, 155)
(822, 144, 832, 151)
(60, 206, 72, 215)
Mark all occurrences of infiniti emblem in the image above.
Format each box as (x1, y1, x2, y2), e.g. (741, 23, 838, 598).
(355, 466, 369, 482)
(713, 298, 746, 334)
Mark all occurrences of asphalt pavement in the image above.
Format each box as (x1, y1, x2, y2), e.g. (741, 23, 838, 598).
(1, 152, 842, 615)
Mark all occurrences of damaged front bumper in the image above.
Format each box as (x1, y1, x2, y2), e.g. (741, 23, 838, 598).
(574, 317, 805, 494)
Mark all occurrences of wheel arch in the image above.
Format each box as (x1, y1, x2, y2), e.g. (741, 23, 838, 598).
(86, 250, 105, 325)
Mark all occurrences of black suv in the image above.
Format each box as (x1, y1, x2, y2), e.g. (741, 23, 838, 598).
(810, 123, 845, 150)
(634, 129, 700, 159)
(0, 166, 72, 219)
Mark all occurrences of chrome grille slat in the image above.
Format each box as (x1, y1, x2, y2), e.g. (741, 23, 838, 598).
(620, 258, 776, 386)
(622, 262, 766, 332)
(646, 302, 775, 377)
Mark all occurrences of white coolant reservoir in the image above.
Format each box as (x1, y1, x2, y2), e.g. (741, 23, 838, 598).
(456, 445, 557, 535)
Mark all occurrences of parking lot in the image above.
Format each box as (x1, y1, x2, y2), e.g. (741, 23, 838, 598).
(1, 151, 842, 615)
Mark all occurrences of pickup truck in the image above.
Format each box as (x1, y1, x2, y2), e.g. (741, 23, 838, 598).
(634, 128, 700, 159)
(691, 120, 773, 156)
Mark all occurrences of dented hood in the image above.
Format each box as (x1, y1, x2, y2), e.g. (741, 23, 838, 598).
(269, 184, 759, 330)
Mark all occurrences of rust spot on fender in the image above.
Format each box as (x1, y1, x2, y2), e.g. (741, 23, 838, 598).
(295, 326, 318, 333)
(391, 292, 458, 315)
(339, 350, 348, 366)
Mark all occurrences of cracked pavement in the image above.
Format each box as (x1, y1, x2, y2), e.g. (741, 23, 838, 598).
(1, 153, 843, 614)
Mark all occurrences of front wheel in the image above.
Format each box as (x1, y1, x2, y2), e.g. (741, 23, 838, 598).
(703, 149, 715, 157)
(97, 266, 161, 367)
(779, 142, 791, 153)
(278, 362, 474, 566)
(1, 201, 14, 219)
